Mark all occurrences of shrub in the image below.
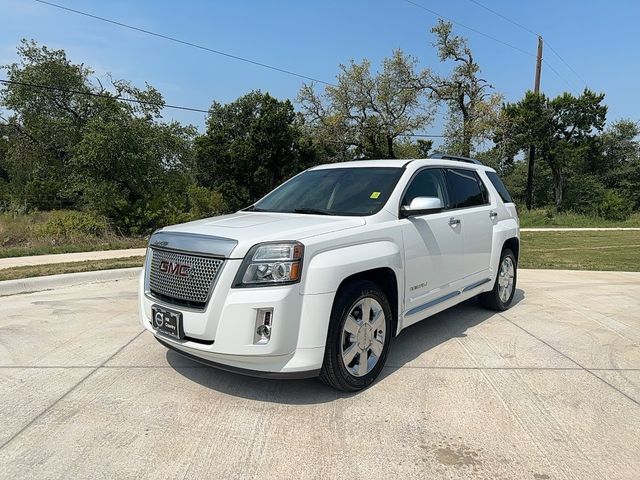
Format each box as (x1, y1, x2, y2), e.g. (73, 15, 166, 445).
(184, 184, 227, 220)
(563, 174, 606, 215)
(598, 190, 633, 221)
(34, 210, 110, 241)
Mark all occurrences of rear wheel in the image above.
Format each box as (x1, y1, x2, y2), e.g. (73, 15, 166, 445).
(320, 280, 392, 392)
(479, 248, 517, 311)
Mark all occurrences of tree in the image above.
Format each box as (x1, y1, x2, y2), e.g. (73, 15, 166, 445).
(391, 138, 433, 159)
(429, 20, 503, 157)
(598, 120, 640, 209)
(73, 104, 199, 233)
(0, 40, 96, 208)
(0, 40, 209, 232)
(298, 49, 436, 160)
(194, 91, 318, 212)
(499, 90, 607, 211)
(547, 90, 607, 209)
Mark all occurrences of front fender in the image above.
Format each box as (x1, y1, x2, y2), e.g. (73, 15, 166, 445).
(296, 241, 403, 349)
(301, 241, 403, 295)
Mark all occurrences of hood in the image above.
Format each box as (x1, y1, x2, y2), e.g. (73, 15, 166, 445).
(158, 212, 366, 258)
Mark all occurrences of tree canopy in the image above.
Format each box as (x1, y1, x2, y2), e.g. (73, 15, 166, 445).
(195, 91, 318, 212)
(429, 20, 503, 157)
(1, 28, 639, 229)
(0, 40, 221, 233)
(297, 50, 436, 160)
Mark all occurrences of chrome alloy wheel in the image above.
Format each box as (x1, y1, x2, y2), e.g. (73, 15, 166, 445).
(340, 297, 386, 377)
(498, 256, 515, 303)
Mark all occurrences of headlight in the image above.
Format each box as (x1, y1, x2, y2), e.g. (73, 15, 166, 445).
(233, 242, 304, 287)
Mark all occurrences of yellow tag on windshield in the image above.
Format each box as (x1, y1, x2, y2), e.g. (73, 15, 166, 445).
(370, 191, 381, 199)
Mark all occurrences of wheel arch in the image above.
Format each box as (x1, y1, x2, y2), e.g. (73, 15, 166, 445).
(502, 236, 520, 262)
(334, 267, 400, 337)
(298, 241, 404, 348)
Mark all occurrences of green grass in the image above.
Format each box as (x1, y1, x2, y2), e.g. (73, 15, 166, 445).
(520, 231, 640, 271)
(0, 211, 147, 258)
(0, 232, 637, 280)
(0, 256, 146, 281)
(518, 209, 640, 228)
(0, 239, 147, 259)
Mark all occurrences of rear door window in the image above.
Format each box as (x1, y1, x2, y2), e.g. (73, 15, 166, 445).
(445, 168, 488, 209)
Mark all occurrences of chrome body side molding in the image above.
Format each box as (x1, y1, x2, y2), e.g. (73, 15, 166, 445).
(405, 277, 492, 317)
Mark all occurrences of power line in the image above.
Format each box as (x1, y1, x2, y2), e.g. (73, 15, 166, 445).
(544, 41, 589, 88)
(403, 133, 446, 138)
(33, 0, 335, 87)
(402, 0, 578, 92)
(466, 0, 538, 36)
(402, 0, 535, 57)
(0, 78, 210, 113)
(0, 79, 445, 139)
(465, 0, 587, 88)
(541, 59, 575, 90)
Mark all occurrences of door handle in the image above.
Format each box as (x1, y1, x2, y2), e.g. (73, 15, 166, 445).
(489, 210, 498, 220)
(448, 217, 461, 226)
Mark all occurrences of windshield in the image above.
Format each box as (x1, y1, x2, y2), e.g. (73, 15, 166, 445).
(252, 167, 404, 216)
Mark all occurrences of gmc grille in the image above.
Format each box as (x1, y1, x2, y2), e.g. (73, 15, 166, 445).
(148, 248, 224, 309)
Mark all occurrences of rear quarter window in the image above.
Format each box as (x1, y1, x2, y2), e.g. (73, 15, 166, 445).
(486, 171, 514, 203)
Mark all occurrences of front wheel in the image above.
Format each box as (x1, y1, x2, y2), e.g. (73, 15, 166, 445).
(319, 280, 392, 392)
(479, 248, 517, 311)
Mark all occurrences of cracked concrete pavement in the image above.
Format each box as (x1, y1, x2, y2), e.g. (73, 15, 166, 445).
(0, 269, 638, 479)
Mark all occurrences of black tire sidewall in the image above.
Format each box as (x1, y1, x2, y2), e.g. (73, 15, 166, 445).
(495, 249, 517, 309)
(327, 281, 393, 390)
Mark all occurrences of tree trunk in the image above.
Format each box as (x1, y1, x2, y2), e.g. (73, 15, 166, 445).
(386, 135, 395, 159)
(461, 114, 471, 158)
(551, 165, 564, 211)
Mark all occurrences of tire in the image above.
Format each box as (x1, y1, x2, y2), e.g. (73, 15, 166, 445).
(479, 248, 517, 311)
(319, 280, 393, 392)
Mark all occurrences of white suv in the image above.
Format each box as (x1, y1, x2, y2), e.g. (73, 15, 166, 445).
(139, 155, 519, 391)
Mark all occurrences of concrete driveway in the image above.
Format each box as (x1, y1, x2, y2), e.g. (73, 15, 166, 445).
(0, 270, 638, 479)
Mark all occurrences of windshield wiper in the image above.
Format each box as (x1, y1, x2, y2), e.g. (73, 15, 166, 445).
(293, 207, 335, 216)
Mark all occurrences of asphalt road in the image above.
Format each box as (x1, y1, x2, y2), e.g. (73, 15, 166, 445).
(0, 270, 639, 479)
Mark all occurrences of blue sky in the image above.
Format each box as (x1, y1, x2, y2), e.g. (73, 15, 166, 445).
(1, 0, 638, 146)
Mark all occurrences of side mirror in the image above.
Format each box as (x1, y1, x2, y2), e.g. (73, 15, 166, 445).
(400, 196, 443, 218)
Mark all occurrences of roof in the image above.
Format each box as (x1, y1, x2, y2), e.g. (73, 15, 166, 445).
(309, 157, 493, 171)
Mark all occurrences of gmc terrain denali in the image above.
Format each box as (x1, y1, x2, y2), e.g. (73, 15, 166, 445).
(139, 154, 519, 391)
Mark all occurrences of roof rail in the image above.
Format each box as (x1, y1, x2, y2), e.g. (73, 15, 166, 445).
(428, 152, 483, 165)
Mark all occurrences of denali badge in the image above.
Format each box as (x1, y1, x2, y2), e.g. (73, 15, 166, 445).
(159, 261, 191, 278)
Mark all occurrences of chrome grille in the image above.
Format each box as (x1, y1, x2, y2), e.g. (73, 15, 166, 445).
(148, 248, 224, 308)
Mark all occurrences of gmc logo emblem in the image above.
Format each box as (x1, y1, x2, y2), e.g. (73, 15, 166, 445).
(159, 261, 191, 278)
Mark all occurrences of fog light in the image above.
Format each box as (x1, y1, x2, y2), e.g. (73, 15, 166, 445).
(254, 308, 273, 345)
(256, 324, 271, 338)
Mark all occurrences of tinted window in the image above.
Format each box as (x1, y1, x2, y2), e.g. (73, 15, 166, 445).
(402, 168, 448, 208)
(253, 167, 403, 216)
(445, 168, 487, 209)
(486, 171, 513, 203)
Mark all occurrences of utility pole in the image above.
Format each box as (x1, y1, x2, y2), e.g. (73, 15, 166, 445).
(526, 35, 543, 210)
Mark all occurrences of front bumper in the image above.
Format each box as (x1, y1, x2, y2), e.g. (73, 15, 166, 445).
(139, 268, 334, 375)
(155, 336, 321, 379)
